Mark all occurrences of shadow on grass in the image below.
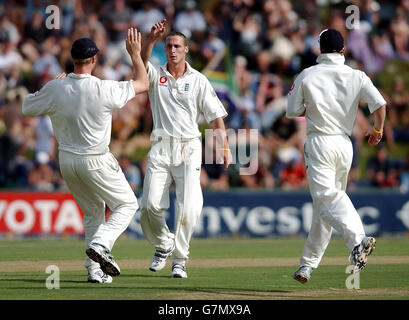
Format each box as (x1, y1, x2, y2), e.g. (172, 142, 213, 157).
(119, 273, 170, 279)
(0, 278, 294, 297)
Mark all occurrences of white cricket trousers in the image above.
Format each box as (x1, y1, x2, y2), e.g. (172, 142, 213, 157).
(140, 137, 203, 261)
(300, 134, 365, 269)
(59, 151, 139, 270)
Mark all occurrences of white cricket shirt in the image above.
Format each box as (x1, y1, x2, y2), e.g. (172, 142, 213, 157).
(286, 53, 386, 136)
(22, 73, 135, 155)
(147, 61, 227, 140)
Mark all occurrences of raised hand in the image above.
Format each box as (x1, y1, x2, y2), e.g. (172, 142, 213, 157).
(126, 27, 142, 56)
(149, 19, 167, 42)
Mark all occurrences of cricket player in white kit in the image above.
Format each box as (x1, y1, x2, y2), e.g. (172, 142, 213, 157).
(22, 29, 149, 283)
(140, 20, 232, 278)
(286, 29, 386, 283)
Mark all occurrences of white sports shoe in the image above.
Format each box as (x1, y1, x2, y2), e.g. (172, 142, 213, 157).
(86, 243, 120, 277)
(149, 241, 175, 272)
(87, 268, 113, 284)
(172, 263, 187, 278)
(293, 266, 313, 284)
(349, 236, 376, 274)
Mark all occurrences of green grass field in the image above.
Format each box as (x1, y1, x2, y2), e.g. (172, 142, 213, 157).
(0, 237, 408, 300)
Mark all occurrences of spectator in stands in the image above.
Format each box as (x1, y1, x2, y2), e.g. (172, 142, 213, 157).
(399, 152, 409, 193)
(132, 1, 166, 35)
(28, 151, 54, 191)
(174, 0, 207, 35)
(102, 0, 133, 63)
(32, 37, 63, 85)
(267, 113, 301, 155)
(239, 147, 275, 189)
(229, 55, 260, 130)
(0, 39, 22, 72)
(0, 0, 408, 192)
(278, 158, 307, 189)
(119, 155, 142, 192)
(233, 11, 263, 61)
(367, 143, 399, 188)
(0, 13, 20, 46)
(200, 26, 225, 69)
(23, 11, 52, 44)
(201, 140, 229, 191)
(34, 115, 56, 163)
(256, 73, 287, 132)
(390, 13, 409, 59)
(389, 76, 409, 142)
(60, 0, 78, 36)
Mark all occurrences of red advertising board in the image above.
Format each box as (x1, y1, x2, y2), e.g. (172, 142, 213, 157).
(0, 192, 84, 235)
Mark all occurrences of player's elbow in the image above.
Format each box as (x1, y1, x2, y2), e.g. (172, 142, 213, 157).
(22, 99, 32, 116)
(286, 111, 298, 119)
(133, 79, 149, 95)
(286, 106, 305, 118)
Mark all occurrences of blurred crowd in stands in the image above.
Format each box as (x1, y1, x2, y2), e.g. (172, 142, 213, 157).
(0, 0, 409, 193)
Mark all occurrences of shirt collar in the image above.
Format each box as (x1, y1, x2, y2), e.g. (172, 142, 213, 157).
(316, 53, 345, 65)
(160, 61, 194, 78)
(68, 72, 92, 79)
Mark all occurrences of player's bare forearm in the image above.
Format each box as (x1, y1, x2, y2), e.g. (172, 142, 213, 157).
(141, 19, 167, 70)
(131, 54, 149, 94)
(141, 39, 155, 70)
(211, 117, 228, 147)
(126, 28, 149, 94)
(366, 104, 386, 147)
(373, 105, 386, 132)
(211, 117, 232, 169)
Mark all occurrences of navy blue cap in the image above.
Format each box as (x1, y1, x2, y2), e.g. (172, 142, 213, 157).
(319, 29, 344, 53)
(71, 38, 99, 59)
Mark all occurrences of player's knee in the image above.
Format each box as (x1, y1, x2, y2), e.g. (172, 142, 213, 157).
(144, 199, 165, 215)
(311, 188, 339, 202)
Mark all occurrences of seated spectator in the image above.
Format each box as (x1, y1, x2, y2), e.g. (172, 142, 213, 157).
(35, 115, 56, 163)
(256, 73, 287, 132)
(174, 1, 207, 35)
(229, 56, 260, 130)
(278, 159, 307, 189)
(32, 37, 63, 83)
(101, 0, 132, 63)
(201, 136, 229, 191)
(0, 13, 20, 46)
(28, 151, 54, 191)
(200, 26, 225, 69)
(233, 12, 263, 61)
(389, 76, 409, 142)
(267, 112, 302, 156)
(399, 152, 409, 193)
(390, 13, 409, 59)
(23, 11, 52, 44)
(239, 147, 275, 189)
(119, 156, 142, 192)
(366, 143, 400, 188)
(0, 40, 22, 72)
(132, 1, 166, 34)
(201, 162, 229, 191)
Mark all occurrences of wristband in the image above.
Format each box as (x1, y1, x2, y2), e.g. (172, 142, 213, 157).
(221, 148, 230, 151)
(373, 126, 383, 134)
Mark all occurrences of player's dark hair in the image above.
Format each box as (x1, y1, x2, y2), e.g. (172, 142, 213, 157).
(165, 31, 188, 46)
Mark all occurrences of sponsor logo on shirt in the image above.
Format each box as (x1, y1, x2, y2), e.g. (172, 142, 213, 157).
(184, 83, 190, 92)
(159, 76, 168, 87)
